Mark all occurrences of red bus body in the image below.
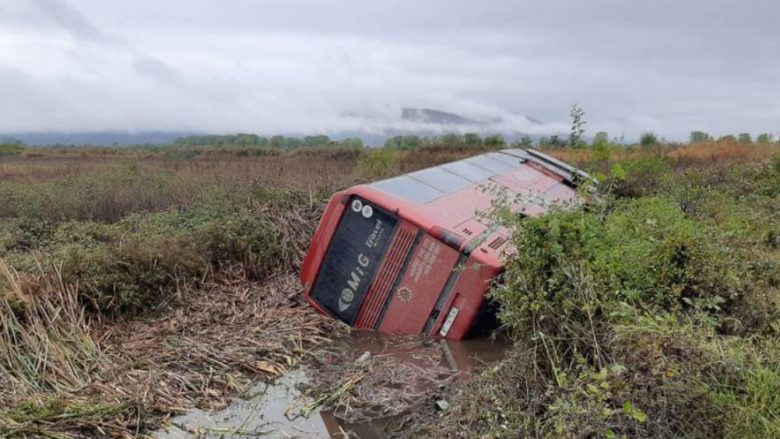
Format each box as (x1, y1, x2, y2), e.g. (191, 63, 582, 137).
(301, 148, 588, 339)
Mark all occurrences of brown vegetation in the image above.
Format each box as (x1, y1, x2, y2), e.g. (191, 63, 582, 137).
(1, 141, 778, 437)
(0, 144, 495, 437)
(545, 140, 779, 168)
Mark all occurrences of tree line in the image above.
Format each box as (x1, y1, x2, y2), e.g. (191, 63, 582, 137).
(172, 133, 363, 148)
(383, 132, 507, 149)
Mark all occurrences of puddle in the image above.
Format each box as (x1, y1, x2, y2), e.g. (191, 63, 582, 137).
(321, 331, 510, 373)
(155, 333, 510, 438)
(156, 369, 327, 438)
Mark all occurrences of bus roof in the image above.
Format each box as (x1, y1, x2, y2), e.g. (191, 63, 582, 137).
(370, 148, 587, 207)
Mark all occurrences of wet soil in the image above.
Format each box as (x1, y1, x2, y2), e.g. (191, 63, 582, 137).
(155, 332, 510, 438)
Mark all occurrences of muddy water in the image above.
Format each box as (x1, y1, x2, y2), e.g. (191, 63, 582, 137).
(155, 333, 510, 439)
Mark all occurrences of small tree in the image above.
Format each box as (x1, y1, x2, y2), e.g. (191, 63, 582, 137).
(284, 137, 302, 149)
(756, 133, 773, 144)
(549, 135, 565, 147)
(303, 135, 331, 146)
(439, 133, 464, 145)
(737, 133, 753, 144)
(592, 132, 609, 147)
(341, 138, 364, 148)
(463, 132, 482, 145)
(690, 131, 712, 144)
(270, 135, 286, 148)
(234, 133, 260, 146)
(484, 134, 506, 146)
(517, 135, 533, 147)
(639, 132, 658, 147)
(401, 135, 422, 149)
(569, 104, 586, 148)
(717, 135, 736, 143)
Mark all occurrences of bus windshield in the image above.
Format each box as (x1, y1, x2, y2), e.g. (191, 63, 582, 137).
(310, 196, 398, 324)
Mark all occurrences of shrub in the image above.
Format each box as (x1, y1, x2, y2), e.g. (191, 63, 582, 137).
(484, 134, 506, 146)
(356, 147, 401, 178)
(639, 132, 658, 147)
(690, 131, 712, 143)
(612, 155, 673, 197)
(0, 143, 25, 156)
(429, 156, 780, 438)
(756, 133, 774, 144)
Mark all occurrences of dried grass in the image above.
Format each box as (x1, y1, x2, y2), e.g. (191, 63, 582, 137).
(544, 141, 780, 169)
(0, 260, 101, 400)
(0, 154, 359, 193)
(105, 275, 342, 411)
(0, 271, 345, 438)
(665, 140, 779, 165)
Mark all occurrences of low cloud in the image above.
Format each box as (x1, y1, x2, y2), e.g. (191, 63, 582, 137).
(132, 57, 183, 85)
(31, 0, 106, 42)
(0, 0, 778, 141)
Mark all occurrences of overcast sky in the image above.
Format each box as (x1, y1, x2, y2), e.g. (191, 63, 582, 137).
(0, 0, 778, 140)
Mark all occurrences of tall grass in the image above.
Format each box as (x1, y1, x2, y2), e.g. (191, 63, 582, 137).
(0, 260, 100, 399)
(544, 140, 780, 169)
(0, 158, 355, 222)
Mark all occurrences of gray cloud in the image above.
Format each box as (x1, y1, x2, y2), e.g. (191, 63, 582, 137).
(132, 57, 183, 85)
(0, 0, 778, 140)
(30, 0, 106, 42)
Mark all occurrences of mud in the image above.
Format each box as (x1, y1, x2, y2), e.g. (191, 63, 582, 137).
(155, 332, 510, 438)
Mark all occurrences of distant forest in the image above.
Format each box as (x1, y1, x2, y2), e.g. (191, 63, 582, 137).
(173, 132, 511, 149)
(172, 133, 364, 148)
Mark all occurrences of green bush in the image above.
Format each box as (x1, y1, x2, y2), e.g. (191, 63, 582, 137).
(613, 155, 673, 197)
(0, 219, 53, 255)
(356, 147, 401, 178)
(431, 157, 780, 438)
(639, 132, 659, 147)
(0, 143, 25, 156)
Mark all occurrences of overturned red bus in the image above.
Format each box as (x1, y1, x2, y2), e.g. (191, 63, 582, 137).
(300, 149, 589, 339)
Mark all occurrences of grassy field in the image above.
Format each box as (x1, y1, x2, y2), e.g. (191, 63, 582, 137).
(0, 140, 778, 437)
(0, 156, 342, 437)
(0, 143, 497, 437)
